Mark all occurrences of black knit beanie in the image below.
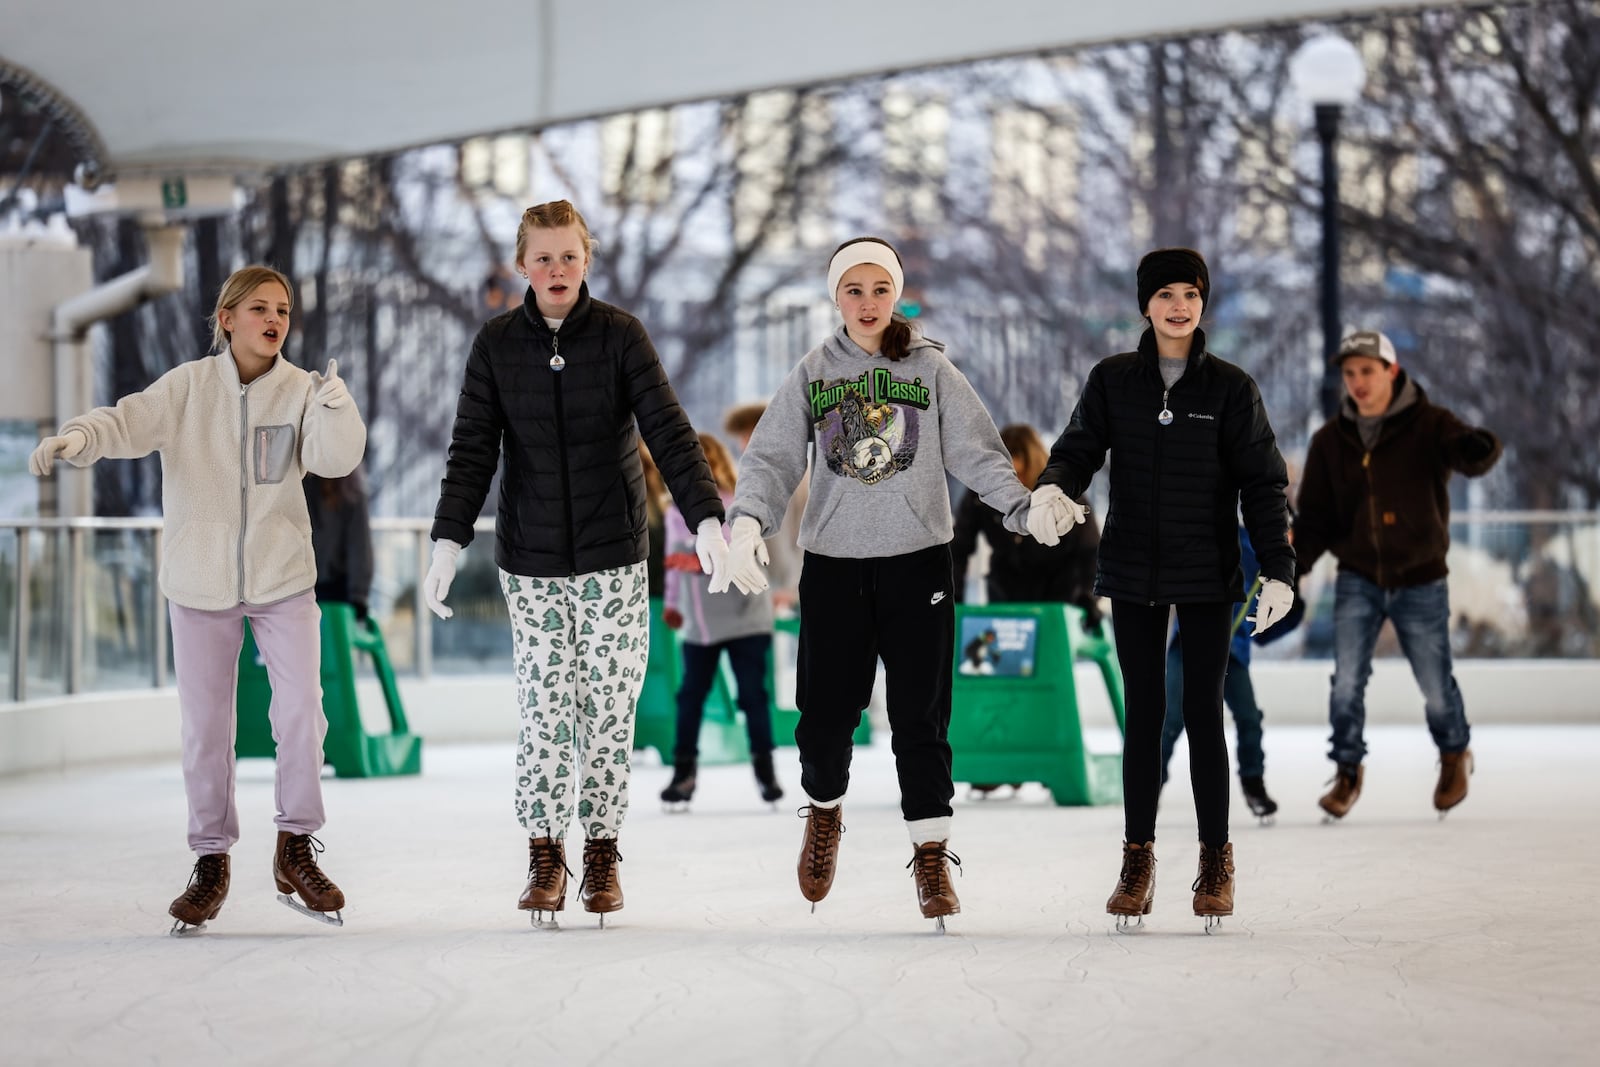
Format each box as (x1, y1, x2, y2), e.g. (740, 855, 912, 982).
(1137, 247, 1210, 316)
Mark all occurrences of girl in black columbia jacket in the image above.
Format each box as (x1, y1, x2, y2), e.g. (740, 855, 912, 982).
(426, 201, 724, 925)
(1039, 248, 1294, 931)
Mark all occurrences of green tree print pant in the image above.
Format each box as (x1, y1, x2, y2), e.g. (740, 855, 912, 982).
(500, 564, 649, 840)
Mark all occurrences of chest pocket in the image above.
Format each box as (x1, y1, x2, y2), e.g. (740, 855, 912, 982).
(253, 424, 297, 484)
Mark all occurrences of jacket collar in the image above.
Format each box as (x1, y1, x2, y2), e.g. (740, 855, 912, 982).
(217, 347, 284, 389)
(1137, 326, 1208, 375)
(522, 280, 594, 334)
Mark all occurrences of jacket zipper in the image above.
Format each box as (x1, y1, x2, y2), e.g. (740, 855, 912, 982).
(238, 382, 249, 604)
(550, 331, 577, 576)
(1149, 384, 1171, 605)
(1363, 450, 1384, 586)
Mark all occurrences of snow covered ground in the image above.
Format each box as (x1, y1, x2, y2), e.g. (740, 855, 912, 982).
(2, 723, 1597, 1066)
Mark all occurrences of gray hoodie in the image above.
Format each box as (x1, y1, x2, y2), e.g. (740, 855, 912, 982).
(730, 326, 1030, 559)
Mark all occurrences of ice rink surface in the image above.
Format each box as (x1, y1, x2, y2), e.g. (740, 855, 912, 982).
(3, 723, 1598, 1066)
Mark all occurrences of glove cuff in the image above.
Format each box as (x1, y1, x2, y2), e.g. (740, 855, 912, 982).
(432, 539, 464, 562)
(730, 515, 762, 540)
(696, 517, 724, 536)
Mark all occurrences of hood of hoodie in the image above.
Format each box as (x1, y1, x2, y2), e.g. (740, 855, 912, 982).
(1340, 366, 1419, 423)
(820, 319, 946, 365)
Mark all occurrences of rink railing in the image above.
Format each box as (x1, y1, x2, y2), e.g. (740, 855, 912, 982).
(2, 511, 1597, 703)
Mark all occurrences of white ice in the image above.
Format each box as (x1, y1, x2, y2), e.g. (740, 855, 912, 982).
(2, 724, 1598, 1066)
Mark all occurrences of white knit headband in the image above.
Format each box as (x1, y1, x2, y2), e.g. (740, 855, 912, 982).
(827, 242, 904, 305)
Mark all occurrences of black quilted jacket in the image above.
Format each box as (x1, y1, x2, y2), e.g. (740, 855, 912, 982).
(431, 284, 722, 577)
(1039, 328, 1294, 604)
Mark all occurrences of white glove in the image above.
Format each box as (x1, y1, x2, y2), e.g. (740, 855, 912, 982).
(1249, 578, 1295, 636)
(28, 428, 88, 477)
(694, 517, 729, 576)
(1026, 485, 1077, 546)
(710, 516, 770, 596)
(424, 539, 463, 620)
(310, 358, 351, 410)
(1053, 494, 1088, 535)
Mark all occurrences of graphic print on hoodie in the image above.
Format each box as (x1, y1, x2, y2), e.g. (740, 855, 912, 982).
(809, 366, 931, 486)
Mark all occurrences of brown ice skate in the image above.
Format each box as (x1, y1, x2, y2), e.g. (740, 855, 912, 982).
(1318, 762, 1364, 821)
(1434, 749, 1473, 817)
(519, 836, 569, 929)
(797, 804, 845, 910)
(1192, 842, 1235, 933)
(168, 853, 230, 936)
(273, 831, 345, 926)
(1106, 841, 1156, 932)
(579, 838, 624, 927)
(907, 840, 962, 932)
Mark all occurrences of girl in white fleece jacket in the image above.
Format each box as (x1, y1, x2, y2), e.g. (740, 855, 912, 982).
(29, 266, 367, 935)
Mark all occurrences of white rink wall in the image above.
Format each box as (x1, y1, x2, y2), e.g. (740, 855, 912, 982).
(3, 659, 1597, 777)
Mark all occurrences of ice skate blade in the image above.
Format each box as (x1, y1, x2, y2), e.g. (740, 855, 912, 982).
(1113, 914, 1146, 933)
(1320, 812, 1342, 825)
(169, 919, 207, 937)
(934, 916, 947, 934)
(529, 911, 561, 931)
(1203, 915, 1225, 934)
(662, 801, 692, 814)
(1257, 815, 1277, 827)
(276, 893, 344, 927)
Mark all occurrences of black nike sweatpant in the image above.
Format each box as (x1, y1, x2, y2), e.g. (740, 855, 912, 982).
(794, 544, 956, 822)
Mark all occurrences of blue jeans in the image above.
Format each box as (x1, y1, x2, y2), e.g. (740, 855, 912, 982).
(1160, 639, 1265, 780)
(1327, 571, 1470, 765)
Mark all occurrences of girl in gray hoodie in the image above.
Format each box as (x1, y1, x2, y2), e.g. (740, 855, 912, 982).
(712, 237, 1077, 929)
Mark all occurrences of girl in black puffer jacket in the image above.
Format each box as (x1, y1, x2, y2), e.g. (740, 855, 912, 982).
(426, 201, 726, 927)
(1039, 248, 1295, 932)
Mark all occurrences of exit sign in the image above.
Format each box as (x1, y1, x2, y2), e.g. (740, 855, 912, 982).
(161, 178, 187, 209)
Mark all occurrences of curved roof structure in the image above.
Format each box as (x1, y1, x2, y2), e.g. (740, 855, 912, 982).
(4, 0, 1442, 179)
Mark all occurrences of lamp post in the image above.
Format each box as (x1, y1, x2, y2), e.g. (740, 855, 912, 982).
(1289, 35, 1366, 418)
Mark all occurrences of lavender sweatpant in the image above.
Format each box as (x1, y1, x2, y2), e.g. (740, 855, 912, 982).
(169, 590, 327, 855)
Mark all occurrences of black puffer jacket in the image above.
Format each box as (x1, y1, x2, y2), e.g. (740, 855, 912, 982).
(431, 284, 723, 577)
(1039, 328, 1294, 604)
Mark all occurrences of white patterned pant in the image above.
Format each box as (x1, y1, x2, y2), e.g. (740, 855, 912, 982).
(500, 564, 648, 840)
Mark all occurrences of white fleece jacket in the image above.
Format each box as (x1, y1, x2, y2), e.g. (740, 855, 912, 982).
(62, 349, 367, 610)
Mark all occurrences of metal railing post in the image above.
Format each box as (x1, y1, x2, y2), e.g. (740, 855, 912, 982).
(67, 526, 84, 694)
(415, 529, 432, 680)
(151, 527, 167, 688)
(13, 531, 30, 703)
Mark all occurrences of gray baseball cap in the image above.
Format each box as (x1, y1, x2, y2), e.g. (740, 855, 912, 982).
(1336, 330, 1397, 365)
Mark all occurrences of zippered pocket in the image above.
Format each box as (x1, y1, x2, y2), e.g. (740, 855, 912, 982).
(253, 424, 297, 484)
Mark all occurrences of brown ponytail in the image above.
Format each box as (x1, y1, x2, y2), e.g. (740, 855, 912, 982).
(881, 318, 913, 362)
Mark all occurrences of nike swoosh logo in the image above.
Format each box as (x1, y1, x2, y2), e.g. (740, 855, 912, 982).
(930, 591, 946, 605)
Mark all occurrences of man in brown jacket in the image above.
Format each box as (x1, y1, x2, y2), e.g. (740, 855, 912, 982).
(1295, 330, 1501, 821)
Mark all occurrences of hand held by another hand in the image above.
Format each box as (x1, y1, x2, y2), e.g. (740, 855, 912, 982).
(1248, 578, 1295, 636)
(694, 517, 730, 576)
(711, 516, 769, 595)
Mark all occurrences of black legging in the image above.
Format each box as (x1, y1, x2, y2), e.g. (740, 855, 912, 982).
(1112, 600, 1233, 847)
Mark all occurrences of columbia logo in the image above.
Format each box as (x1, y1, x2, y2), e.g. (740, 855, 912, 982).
(930, 591, 947, 605)
(1188, 413, 1215, 421)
